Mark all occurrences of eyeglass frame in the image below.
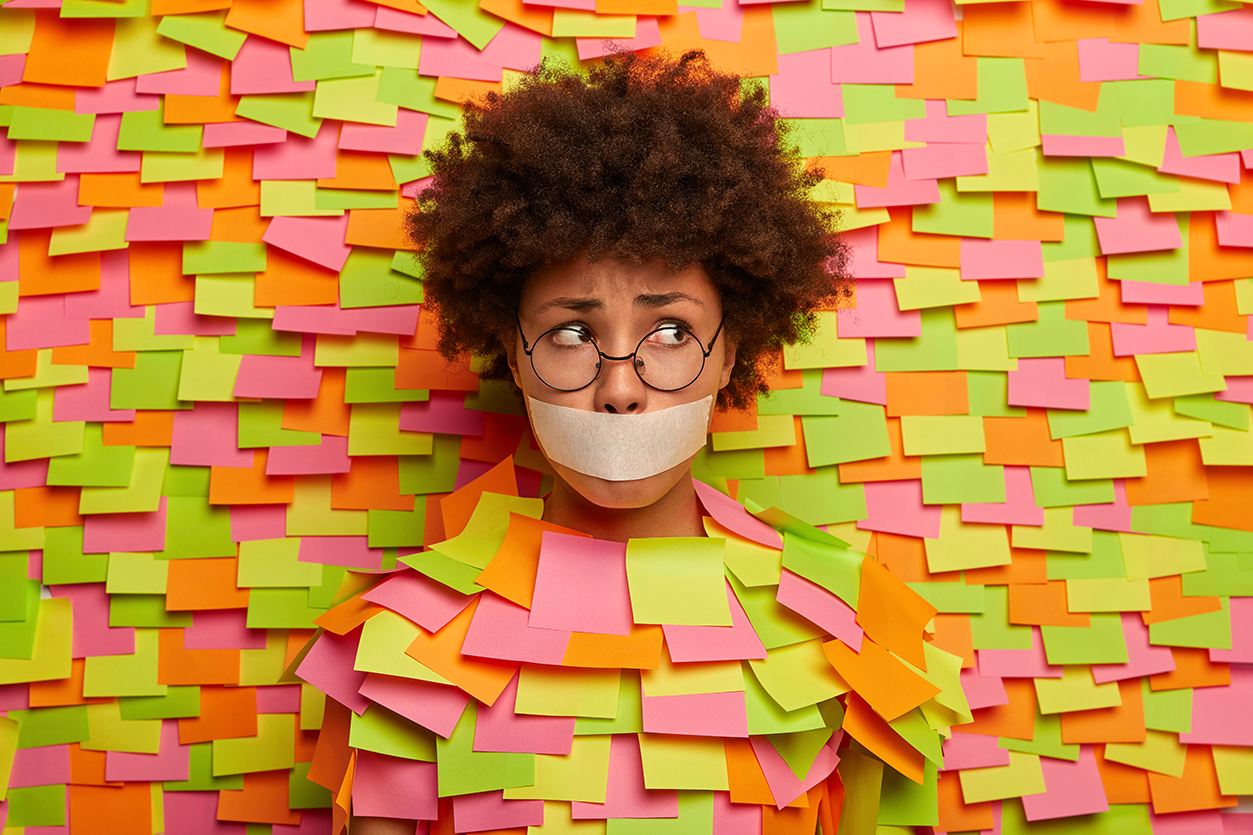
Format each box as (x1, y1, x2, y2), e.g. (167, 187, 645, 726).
(516, 313, 727, 393)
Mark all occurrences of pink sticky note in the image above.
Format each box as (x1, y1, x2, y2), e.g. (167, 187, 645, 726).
(1090, 612, 1175, 683)
(1181, 666, 1253, 746)
(870, 0, 956, 47)
(137, 49, 222, 96)
(154, 302, 236, 336)
(105, 719, 191, 782)
(529, 0, 595, 12)
(257, 684, 302, 713)
(47, 584, 135, 659)
(340, 108, 428, 156)
(1007, 358, 1089, 411)
(960, 668, 1009, 710)
(83, 496, 166, 554)
(694, 479, 783, 549)
(1111, 306, 1196, 356)
(963, 466, 1045, 526)
(234, 342, 324, 400)
(7, 295, 89, 350)
(858, 479, 942, 538)
(0, 428, 48, 489)
(664, 581, 768, 662)
(750, 735, 841, 809)
(127, 183, 213, 241)
(58, 114, 143, 174)
(358, 673, 470, 737)
(1153, 810, 1226, 835)
(0, 134, 14, 177)
(375, 6, 458, 36)
(171, 403, 254, 468)
(1217, 376, 1253, 404)
(1159, 127, 1241, 184)
(352, 752, 438, 820)
(419, 35, 506, 82)
(1211, 596, 1253, 664)
(1197, 8, 1253, 49)
(1120, 278, 1203, 305)
(902, 142, 987, 180)
(53, 367, 136, 423)
(832, 13, 913, 84)
(1042, 134, 1125, 157)
(769, 49, 842, 119)
(164, 792, 248, 835)
(185, 609, 268, 651)
(462, 592, 571, 665)
(9, 745, 71, 788)
(641, 690, 749, 738)
(822, 340, 888, 405)
(271, 305, 356, 336)
(0, 683, 30, 711)
(977, 628, 1064, 680)
(905, 101, 986, 144)
(64, 251, 144, 319)
(834, 281, 919, 338)
(1020, 746, 1109, 821)
(8, 178, 91, 230)
(452, 792, 544, 832)
(273, 812, 333, 835)
(0, 55, 25, 87)
(775, 570, 863, 650)
(712, 790, 761, 834)
(262, 214, 352, 271)
(576, 18, 663, 60)
(295, 629, 370, 714)
(472, 671, 575, 755)
(529, 533, 632, 636)
(202, 120, 289, 147)
(940, 732, 1010, 772)
(399, 392, 486, 436)
(353, 304, 422, 336)
(1072, 478, 1133, 533)
(299, 535, 383, 570)
(360, 570, 475, 633)
(1076, 38, 1145, 83)
(75, 80, 160, 116)
(254, 120, 340, 180)
(305, 0, 378, 30)
(960, 239, 1044, 280)
(854, 152, 941, 208)
(267, 435, 351, 476)
(230, 504, 288, 543)
(690, 2, 742, 41)
(1215, 211, 1253, 248)
(572, 733, 678, 819)
(232, 36, 315, 95)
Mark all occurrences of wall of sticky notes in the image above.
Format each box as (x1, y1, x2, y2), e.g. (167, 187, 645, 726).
(1, 0, 1253, 833)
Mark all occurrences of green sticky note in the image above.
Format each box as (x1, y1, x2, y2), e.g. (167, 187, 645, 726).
(747, 638, 847, 713)
(120, 686, 201, 721)
(948, 57, 1029, 116)
(574, 669, 644, 736)
(113, 307, 195, 352)
(348, 403, 433, 456)
(421, 0, 504, 48)
(315, 187, 397, 211)
(183, 240, 267, 275)
(83, 627, 165, 698)
(1137, 350, 1227, 399)
(1139, 43, 1218, 84)
(1039, 86, 1121, 137)
(0, 554, 31, 621)
(111, 351, 189, 410)
(290, 761, 334, 810)
(213, 714, 297, 775)
(238, 401, 320, 448)
(292, 31, 376, 81)
(895, 267, 982, 310)
(967, 370, 1024, 417)
(237, 538, 322, 587)
(177, 339, 243, 403)
(969, 585, 1033, 650)
(0, 387, 36, 424)
(109, 594, 192, 628)
(141, 147, 225, 184)
(780, 532, 860, 607)
(1107, 218, 1190, 286)
(920, 454, 1005, 504)
(46, 423, 134, 488)
(1046, 381, 1134, 439)
(42, 526, 104, 585)
(802, 402, 891, 467)
(913, 180, 994, 238)
(609, 788, 715, 832)
(909, 582, 986, 613)
(398, 435, 460, 495)
(349, 702, 438, 761)
(1005, 301, 1089, 358)
(778, 119, 848, 158)
(4, 390, 84, 463)
(1037, 156, 1115, 218)
(774, 470, 866, 527)
(12, 705, 89, 748)
(345, 367, 429, 404)
(163, 465, 211, 498)
(769, 726, 835, 781)
(842, 85, 926, 125)
(6, 784, 66, 827)
(158, 497, 234, 559)
(339, 248, 423, 309)
(376, 68, 461, 119)
(314, 72, 398, 127)
(1181, 548, 1253, 597)
(758, 370, 841, 416)
(875, 308, 960, 372)
(246, 588, 327, 629)
(194, 275, 271, 319)
(118, 104, 203, 153)
(436, 701, 534, 795)
(693, 446, 766, 481)
(106, 552, 170, 595)
(1142, 679, 1191, 733)
(219, 318, 302, 356)
(351, 27, 422, 69)
(0, 583, 40, 660)
(773, 1, 857, 53)
(625, 537, 730, 626)
(1091, 157, 1179, 199)
(878, 759, 938, 826)
(235, 92, 322, 139)
(637, 734, 729, 791)
(1148, 596, 1231, 649)
(728, 570, 825, 650)
(164, 743, 244, 792)
(369, 501, 427, 549)
(743, 663, 827, 735)
(1174, 117, 1253, 157)
(1041, 612, 1128, 665)
(155, 10, 246, 60)
(7, 107, 94, 142)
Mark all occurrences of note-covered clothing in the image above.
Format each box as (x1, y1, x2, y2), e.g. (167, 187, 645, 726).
(297, 476, 955, 833)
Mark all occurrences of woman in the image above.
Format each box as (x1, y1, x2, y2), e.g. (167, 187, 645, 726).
(301, 51, 942, 835)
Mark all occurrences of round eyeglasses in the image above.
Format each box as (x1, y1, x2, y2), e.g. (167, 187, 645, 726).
(517, 315, 725, 393)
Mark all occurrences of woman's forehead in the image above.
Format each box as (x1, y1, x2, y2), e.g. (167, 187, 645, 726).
(520, 256, 718, 311)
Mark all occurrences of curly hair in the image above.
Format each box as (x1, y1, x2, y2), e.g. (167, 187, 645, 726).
(407, 50, 852, 410)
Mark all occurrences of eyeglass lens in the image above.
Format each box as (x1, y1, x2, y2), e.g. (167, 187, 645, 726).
(530, 327, 707, 392)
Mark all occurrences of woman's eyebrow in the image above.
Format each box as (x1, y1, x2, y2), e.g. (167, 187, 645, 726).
(535, 297, 603, 314)
(635, 292, 704, 308)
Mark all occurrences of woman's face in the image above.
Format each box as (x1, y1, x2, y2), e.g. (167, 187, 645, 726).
(509, 256, 736, 510)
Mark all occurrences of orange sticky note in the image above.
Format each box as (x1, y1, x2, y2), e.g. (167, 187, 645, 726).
(165, 557, 252, 611)
(256, 248, 340, 308)
(1059, 678, 1145, 745)
(52, 321, 135, 369)
(856, 556, 937, 670)
(129, 242, 195, 305)
(458, 413, 528, 464)
(954, 678, 1037, 741)
(157, 627, 241, 686)
(1024, 41, 1101, 111)
(1191, 466, 1253, 535)
(1169, 280, 1247, 334)
(1148, 647, 1230, 692)
(895, 29, 977, 101)
(478, 0, 554, 35)
(561, 624, 663, 670)
(178, 685, 258, 744)
(764, 417, 815, 478)
(405, 597, 518, 706)
(962, 2, 1043, 58)
(79, 173, 164, 209)
(1065, 260, 1148, 325)
(209, 450, 296, 506)
(838, 418, 922, 485)
(1124, 439, 1208, 508)
(1147, 745, 1237, 815)
(0, 83, 77, 110)
(725, 738, 775, 805)
(19, 230, 101, 296)
(885, 371, 969, 417)
(345, 201, 416, 250)
(981, 410, 1064, 467)
(992, 192, 1065, 242)
(822, 638, 939, 723)
(68, 783, 151, 835)
(476, 513, 591, 609)
(954, 281, 1038, 329)
(937, 770, 995, 834)
(1142, 575, 1222, 625)
(13, 486, 83, 528)
(224, 0, 310, 48)
(841, 691, 926, 785)
(331, 455, 414, 511)
(217, 769, 303, 825)
(1007, 581, 1090, 628)
(29, 659, 112, 708)
(395, 348, 481, 392)
(165, 62, 240, 124)
(282, 367, 351, 436)
(23, 14, 114, 88)
(102, 410, 175, 447)
(1064, 322, 1141, 383)
(211, 206, 270, 243)
(198, 147, 262, 209)
(809, 152, 892, 189)
(314, 597, 386, 636)
(318, 151, 399, 191)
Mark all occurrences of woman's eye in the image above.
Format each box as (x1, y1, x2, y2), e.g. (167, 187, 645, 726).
(549, 327, 593, 347)
(646, 326, 689, 347)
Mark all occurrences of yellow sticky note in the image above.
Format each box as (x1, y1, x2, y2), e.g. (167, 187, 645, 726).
(80, 448, 168, 515)
(1137, 352, 1228, 399)
(900, 415, 986, 456)
(1065, 577, 1151, 613)
(47, 209, 130, 256)
(0, 715, 16, 802)
(987, 101, 1040, 155)
(178, 337, 245, 402)
(239, 629, 289, 687)
(504, 735, 613, 802)
(1012, 508, 1092, 554)
(194, 275, 273, 320)
(83, 628, 166, 698)
(625, 537, 730, 626)
(348, 403, 434, 457)
(313, 72, 399, 127)
(1105, 729, 1188, 777)
(5, 349, 89, 392)
(783, 312, 866, 369)
(1061, 430, 1146, 480)
(315, 333, 399, 367)
(0, 598, 72, 685)
(5, 389, 84, 462)
(1126, 381, 1212, 444)
(534, 800, 606, 835)
(141, 147, 225, 183)
(1118, 532, 1206, 581)
(212, 714, 297, 775)
(113, 306, 195, 352)
(1033, 665, 1123, 714)
(236, 538, 322, 587)
(638, 733, 729, 791)
(1212, 746, 1253, 795)
(551, 9, 635, 37)
(1198, 425, 1253, 466)
(287, 476, 368, 536)
(355, 610, 452, 685)
(351, 28, 422, 70)
(1196, 326, 1253, 376)
(0, 491, 44, 552)
(925, 506, 1012, 573)
(641, 654, 743, 698)
(516, 666, 621, 719)
(1016, 257, 1099, 303)
(956, 325, 1017, 372)
(83, 701, 163, 753)
(958, 751, 1046, 803)
(746, 638, 849, 712)
(711, 414, 797, 452)
(957, 145, 1040, 193)
(1147, 179, 1232, 213)
(705, 517, 782, 588)
(894, 267, 981, 310)
(1120, 125, 1168, 168)
(106, 552, 170, 595)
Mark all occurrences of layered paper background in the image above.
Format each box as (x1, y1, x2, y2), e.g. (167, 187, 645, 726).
(0, 0, 1252, 833)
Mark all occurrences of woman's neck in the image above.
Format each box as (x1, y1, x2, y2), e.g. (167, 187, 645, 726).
(542, 475, 705, 542)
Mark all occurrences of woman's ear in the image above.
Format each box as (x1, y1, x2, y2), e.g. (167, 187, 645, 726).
(718, 339, 737, 389)
(505, 330, 524, 388)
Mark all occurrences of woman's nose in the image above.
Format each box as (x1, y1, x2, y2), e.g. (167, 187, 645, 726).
(593, 352, 647, 414)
